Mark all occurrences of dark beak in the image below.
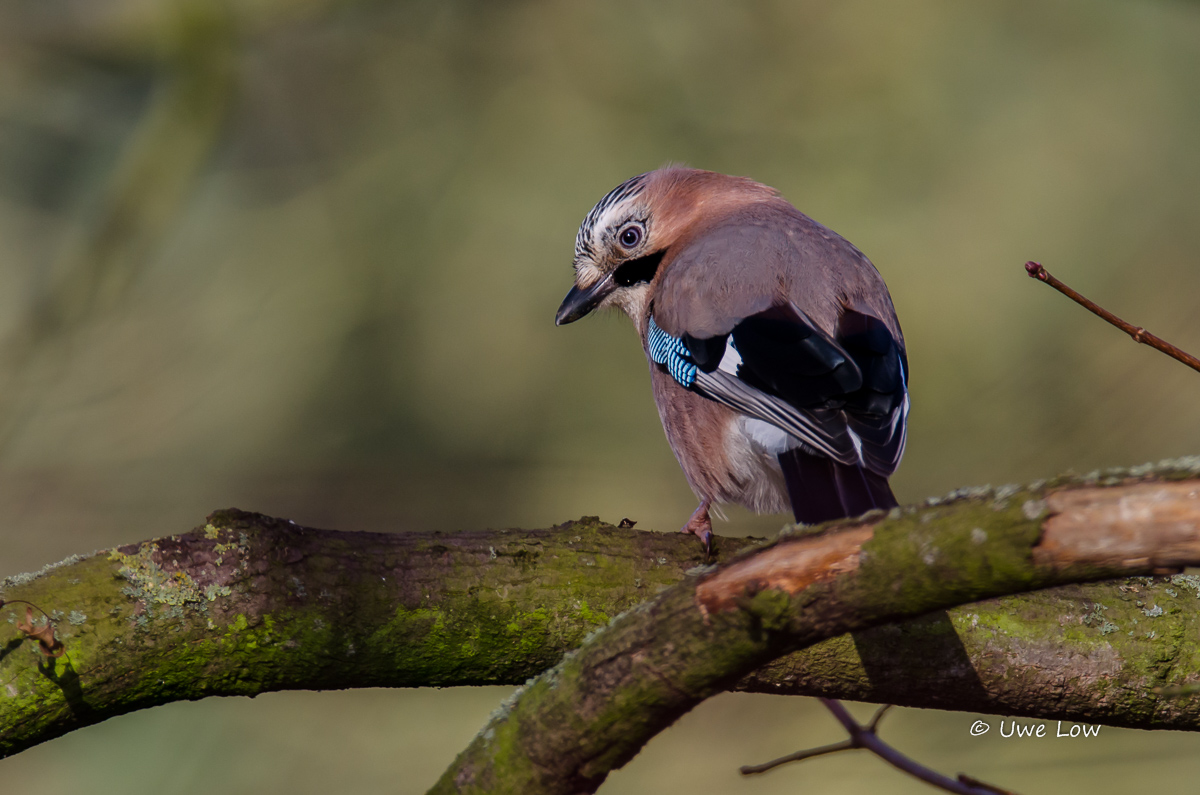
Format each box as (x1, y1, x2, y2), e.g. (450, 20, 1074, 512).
(555, 274, 616, 326)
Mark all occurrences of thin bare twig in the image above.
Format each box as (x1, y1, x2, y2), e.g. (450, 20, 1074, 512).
(742, 698, 1018, 795)
(739, 702, 891, 775)
(957, 773, 1020, 795)
(738, 739, 854, 774)
(1024, 261, 1200, 374)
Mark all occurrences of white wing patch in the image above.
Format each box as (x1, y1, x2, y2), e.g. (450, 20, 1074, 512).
(846, 426, 864, 459)
(717, 340, 743, 375)
(740, 417, 791, 456)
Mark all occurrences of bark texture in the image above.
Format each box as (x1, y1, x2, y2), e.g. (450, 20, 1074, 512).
(0, 510, 726, 757)
(0, 461, 1197, 773)
(431, 468, 1200, 794)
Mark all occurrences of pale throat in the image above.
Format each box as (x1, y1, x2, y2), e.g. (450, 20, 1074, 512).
(614, 284, 652, 335)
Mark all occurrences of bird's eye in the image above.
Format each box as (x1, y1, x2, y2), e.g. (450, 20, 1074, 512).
(618, 225, 643, 249)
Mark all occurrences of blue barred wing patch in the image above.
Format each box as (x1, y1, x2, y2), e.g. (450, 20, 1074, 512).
(648, 316, 697, 387)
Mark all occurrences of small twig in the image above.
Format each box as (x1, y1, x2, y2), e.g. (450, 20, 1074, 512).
(866, 703, 892, 731)
(958, 773, 1020, 795)
(739, 739, 855, 775)
(742, 698, 1019, 795)
(1025, 261, 1200, 374)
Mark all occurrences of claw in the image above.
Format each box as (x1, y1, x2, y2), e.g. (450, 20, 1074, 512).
(681, 500, 714, 556)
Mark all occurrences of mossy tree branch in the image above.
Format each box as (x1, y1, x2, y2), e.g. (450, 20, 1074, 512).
(1, 462, 1200, 773)
(432, 465, 1200, 794)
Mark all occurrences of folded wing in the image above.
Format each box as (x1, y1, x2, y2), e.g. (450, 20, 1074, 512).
(651, 302, 909, 522)
(647, 205, 909, 522)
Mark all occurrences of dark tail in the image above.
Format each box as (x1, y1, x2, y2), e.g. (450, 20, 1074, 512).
(778, 448, 897, 524)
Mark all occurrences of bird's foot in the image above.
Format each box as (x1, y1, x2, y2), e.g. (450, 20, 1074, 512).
(680, 501, 714, 556)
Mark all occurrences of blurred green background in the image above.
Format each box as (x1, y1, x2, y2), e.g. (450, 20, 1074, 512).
(3, 0, 1200, 792)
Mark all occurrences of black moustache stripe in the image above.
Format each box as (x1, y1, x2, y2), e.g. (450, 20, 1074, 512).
(613, 249, 665, 286)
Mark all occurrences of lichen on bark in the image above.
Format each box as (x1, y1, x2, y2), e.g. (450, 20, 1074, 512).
(2, 459, 1200, 773)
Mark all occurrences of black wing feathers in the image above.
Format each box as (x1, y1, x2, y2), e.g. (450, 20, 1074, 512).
(681, 333, 728, 372)
(837, 310, 905, 417)
(771, 311, 905, 520)
(681, 302, 908, 518)
(835, 309, 908, 476)
(730, 305, 863, 406)
(779, 448, 898, 525)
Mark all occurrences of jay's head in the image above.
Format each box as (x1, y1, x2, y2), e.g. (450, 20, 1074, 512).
(555, 167, 776, 327)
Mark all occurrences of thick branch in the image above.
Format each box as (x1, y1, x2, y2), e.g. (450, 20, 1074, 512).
(0, 512, 724, 757)
(1, 461, 1199, 765)
(432, 467, 1200, 794)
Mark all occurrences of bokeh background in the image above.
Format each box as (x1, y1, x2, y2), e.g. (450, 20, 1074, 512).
(3, 0, 1200, 792)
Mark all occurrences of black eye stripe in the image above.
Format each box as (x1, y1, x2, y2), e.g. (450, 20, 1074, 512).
(613, 249, 664, 287)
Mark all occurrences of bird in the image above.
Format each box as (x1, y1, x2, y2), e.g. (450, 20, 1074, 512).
(555, 167, 909, 551)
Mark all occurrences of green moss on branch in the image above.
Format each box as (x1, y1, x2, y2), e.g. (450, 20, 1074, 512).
(3, 458, 1200, 768)
(431, 464, 1200, 794)
(0, 511, 726, 757)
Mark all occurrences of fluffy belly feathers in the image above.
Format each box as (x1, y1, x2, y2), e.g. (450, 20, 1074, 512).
(650, 366, 791, 514)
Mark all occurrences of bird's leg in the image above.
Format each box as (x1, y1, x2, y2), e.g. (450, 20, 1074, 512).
(681, 499, 713, 554)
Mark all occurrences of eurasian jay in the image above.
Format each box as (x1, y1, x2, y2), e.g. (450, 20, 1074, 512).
(555, 167, 909, 549)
